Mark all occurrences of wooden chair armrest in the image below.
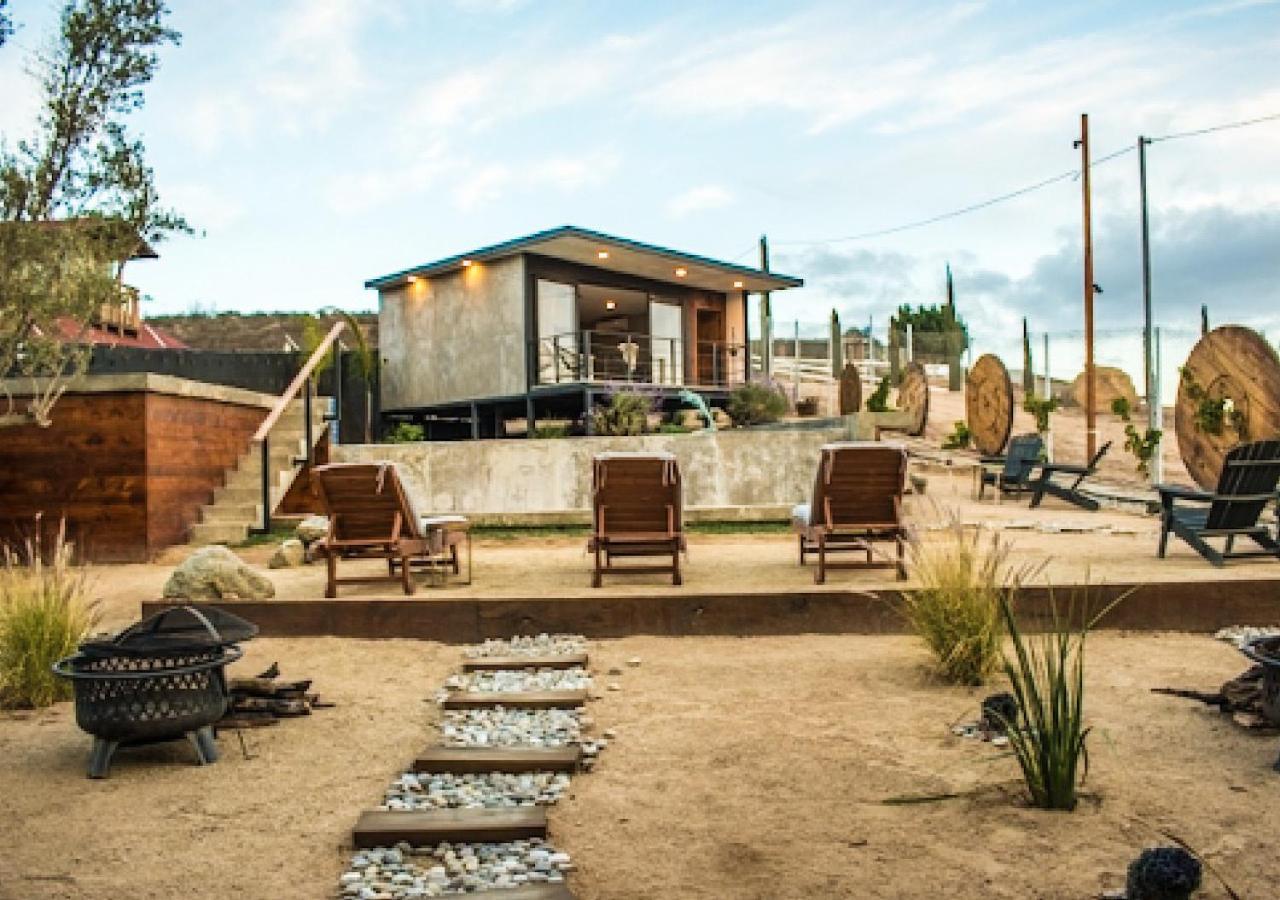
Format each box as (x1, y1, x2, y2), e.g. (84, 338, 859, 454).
(1040, 462, 1090, 476)
(1155, 483, 1213, 503)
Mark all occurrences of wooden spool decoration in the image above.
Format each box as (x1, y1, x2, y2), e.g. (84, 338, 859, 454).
(838, 363, 862, 414)
(965, 354, 1014, 456)
(1175, 325, 1280, 490)
(897, 361, 930, 437)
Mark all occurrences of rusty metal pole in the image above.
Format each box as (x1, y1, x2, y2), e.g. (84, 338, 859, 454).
(1075, 113, 1097, 460)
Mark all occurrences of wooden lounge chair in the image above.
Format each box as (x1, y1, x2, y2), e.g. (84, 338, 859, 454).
(1028, 441, 1112, 511)
(1157, 440, 1280, 567)
(978, 433, 1044, 500)
(588, 452, 684, 588)
(793, 442, 909, 583)
(312, 462, 467, 597)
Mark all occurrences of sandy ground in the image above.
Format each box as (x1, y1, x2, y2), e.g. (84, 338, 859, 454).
(2, 633, 1278, 899)
(920, 382, 1191, 489)
(82, 488, 1278, 634)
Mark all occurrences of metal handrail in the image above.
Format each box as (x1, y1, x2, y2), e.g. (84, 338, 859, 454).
(251, 319, 346, 532)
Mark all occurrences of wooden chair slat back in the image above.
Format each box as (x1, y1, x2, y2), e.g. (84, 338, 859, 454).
(1004, 433, 1044, 480)
(810, 443, 907, 528)
(314, 463, 421, 543)
(592, 455, 682, 536)
(1208, 439, 1280, 530)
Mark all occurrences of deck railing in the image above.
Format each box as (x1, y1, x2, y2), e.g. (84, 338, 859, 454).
(250, 320, 346, 532)
(95, 286, 142, 334)
(533, 330, 747, 388)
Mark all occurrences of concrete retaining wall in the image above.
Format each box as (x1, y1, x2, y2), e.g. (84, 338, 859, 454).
(333, 429, 847, 519)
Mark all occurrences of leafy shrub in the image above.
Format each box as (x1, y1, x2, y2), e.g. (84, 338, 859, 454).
(995, 588, 1125, 810)
(0, 524, 100, 709)
(866, 376, 893, 412)
(1180, 367, 1247, 438)
(1111, 397, 1162, 477)
(385, 422, 425, 443)
(655, 422, 691, 434)
(591, 390, 651, 436)
(903, 521, 1026, 685)
(1022, 396, 1059, 433)
(532, 423, 570, 439)
(941, 420, 972, 450)
(727, 382, 787, 426)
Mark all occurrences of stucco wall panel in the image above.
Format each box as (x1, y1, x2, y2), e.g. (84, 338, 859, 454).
(334, 429, 846, 515)
(379, 256, 526, 410)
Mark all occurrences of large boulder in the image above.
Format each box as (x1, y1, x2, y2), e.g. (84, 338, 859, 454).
(163, 545, 275, 601)
(1070, 365, 1139, 413)
(268, 538, 306, 569)
(295, 515, 329, 545)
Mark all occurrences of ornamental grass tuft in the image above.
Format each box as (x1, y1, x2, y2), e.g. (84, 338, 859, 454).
(0, 522, 99, 709)
(903, 519, 1031, 686)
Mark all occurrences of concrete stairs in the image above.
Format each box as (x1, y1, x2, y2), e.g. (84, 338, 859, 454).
(188, 399, 328, 545)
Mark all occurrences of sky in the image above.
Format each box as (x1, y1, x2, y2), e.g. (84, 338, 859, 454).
(2, 0, 1279, 389)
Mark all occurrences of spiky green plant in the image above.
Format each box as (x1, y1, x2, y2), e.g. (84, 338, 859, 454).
(995, 588, 1125, 810)
(0, 523, 99, 709)
(903, 521, 1030, 685)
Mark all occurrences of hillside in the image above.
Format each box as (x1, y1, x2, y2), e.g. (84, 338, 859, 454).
(145, 312, 378, 352)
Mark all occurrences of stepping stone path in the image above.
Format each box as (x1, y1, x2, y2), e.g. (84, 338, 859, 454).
(339, 635, 604, 898)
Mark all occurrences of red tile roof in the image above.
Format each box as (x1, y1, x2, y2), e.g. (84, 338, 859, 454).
(53, 317, 189, 350)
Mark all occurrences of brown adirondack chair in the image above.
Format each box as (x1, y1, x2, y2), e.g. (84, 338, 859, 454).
(588, 452, 684, 587)
(312, 462, 464, 597)
(1157, 439, 1280, 567)
(793, 442, 909, 583)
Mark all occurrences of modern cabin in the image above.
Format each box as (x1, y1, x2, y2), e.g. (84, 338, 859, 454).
(367, 226, 803, 438)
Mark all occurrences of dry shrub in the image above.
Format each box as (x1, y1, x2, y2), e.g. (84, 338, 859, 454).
(0, 522, 99, 708)
(904, 517, 1032, 685)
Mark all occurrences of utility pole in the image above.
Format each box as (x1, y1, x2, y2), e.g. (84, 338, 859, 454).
(1075, 113, 1097, 460)
(759, 235, 772, 380)
(1138, 135, 1160, 450)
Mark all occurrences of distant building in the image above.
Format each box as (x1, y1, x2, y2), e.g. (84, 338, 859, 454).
(367, 226, 803, 438)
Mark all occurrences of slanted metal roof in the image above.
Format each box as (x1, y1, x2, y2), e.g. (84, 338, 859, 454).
(364, 225, 803, 294)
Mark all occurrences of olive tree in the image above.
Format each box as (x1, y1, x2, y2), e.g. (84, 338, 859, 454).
(0, 0, 187, 428)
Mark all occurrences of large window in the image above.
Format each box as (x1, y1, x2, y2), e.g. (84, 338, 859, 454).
(537, 279, 577, 383)
(649, 298, 683, 385)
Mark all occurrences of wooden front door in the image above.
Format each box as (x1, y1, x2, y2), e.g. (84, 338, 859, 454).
(696, 308, 726, 385)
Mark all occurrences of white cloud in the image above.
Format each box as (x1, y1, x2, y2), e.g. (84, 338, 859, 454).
(453, 163, 512, 211)
(668, 185, 733, 217)
(163, 182, 246, 232)
(529, 151, 621, 191)
(176, 94, 254, 155)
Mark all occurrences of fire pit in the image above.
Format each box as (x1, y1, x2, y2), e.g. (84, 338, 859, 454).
(1239, 635, 1280, 772)
(53, 605, 257, 778)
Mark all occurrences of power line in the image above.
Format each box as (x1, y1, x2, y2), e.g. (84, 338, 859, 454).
(772, 111, 1279, 248)
(1148, 111, 1280, 144)
(775, 145, 1133, 247)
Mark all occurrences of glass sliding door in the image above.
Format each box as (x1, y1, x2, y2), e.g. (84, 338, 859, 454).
(649, 298, 683, 385)
(537, 279, 577, 383)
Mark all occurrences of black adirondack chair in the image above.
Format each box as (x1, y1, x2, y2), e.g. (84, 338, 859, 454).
(1157, 440, 1280, 567)
(1028, 441, 1112, 511)
(978, 433, 1045, 499)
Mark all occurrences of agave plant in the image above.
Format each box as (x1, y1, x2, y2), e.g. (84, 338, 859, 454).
(994, 588, 1126, 810)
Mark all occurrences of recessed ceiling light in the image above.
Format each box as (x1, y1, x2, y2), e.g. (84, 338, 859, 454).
(674, 267, 687, 277)
(461, 259, 473, 267)
(407, 275, 420, 285)
(605, 299, 617, 310)
(597, 250, 609, 259)
(733, 280, 744, 288)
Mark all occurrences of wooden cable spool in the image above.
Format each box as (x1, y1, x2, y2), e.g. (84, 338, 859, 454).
(965, 353, 1014, 456)
(1175, 325, 1280, 490)
(838, 363, 862, 414)
(897, 361, 930, 437)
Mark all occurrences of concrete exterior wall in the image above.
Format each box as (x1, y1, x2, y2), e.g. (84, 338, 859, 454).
(333, 428, 847, 517)
(380, 255, 527, 410)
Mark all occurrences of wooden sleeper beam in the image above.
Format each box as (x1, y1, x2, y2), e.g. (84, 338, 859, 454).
(352, 808, 547, 848)
(412, 746, 582, 774)
(441, 690, 587, 710)
(462, 653, 589, 672)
